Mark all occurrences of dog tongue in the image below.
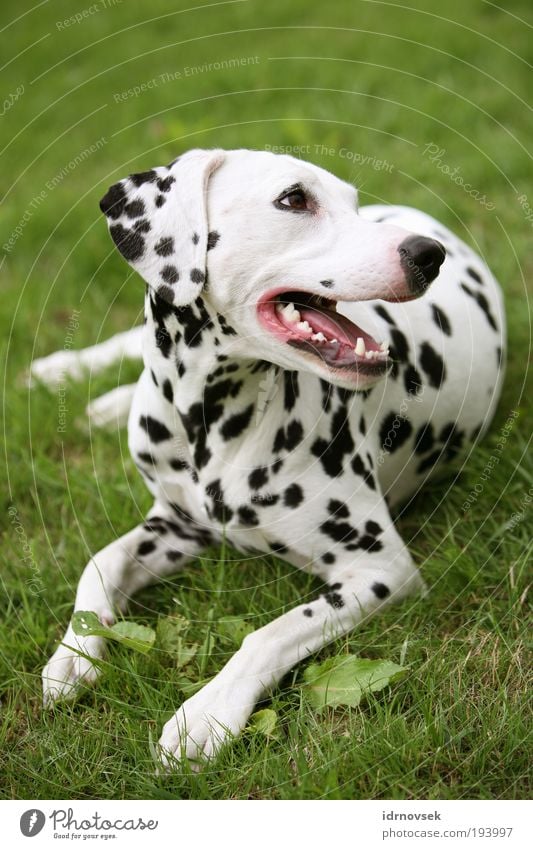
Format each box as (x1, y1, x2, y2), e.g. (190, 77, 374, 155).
(298, 305, 377, 349)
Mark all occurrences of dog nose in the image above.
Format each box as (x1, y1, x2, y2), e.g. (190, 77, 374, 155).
(398, 235, 446, 293)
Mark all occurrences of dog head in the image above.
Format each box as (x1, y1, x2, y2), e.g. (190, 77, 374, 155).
(100, 148, 445, 390)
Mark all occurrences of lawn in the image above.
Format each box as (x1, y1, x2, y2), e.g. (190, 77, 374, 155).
(0, 0, 531, 800)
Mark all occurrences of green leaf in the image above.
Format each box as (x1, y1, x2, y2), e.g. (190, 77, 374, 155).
(249, 709, 278, 737)
(216, 615, 254, 645)
(302, 655, 407, 710)
(71, 611, 155, 654)
(110, 621, 156, 654)
(71, 611, 109, 640)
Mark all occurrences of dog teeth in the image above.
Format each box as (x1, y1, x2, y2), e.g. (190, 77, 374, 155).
(277, 302, 301, 323)
(312, 332, 327, 342)
(355, 337, 366, 356)
(297, 320, 312, 333)
(379, 341, 389, 352)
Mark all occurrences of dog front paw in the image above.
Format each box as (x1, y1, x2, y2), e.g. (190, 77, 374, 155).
(26, 350, 85, 388)
(42, 627, 105, 706)
(158, 682, 256, 771)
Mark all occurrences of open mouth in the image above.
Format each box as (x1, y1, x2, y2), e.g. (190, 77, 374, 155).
(257, 290, 391, 377)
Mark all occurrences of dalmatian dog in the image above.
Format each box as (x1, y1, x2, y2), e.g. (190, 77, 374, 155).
(40, 148, 506, 769)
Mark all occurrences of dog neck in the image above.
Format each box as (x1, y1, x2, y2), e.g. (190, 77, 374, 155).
(144, 289, 292, 466)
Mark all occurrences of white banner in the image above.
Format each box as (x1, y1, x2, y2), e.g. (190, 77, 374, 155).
(1, 799, 529, 848)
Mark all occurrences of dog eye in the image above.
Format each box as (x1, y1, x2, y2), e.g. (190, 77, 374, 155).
(275, 188, 310, 212)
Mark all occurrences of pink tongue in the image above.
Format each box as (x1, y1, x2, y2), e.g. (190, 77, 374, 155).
(299, 306, 369, 348)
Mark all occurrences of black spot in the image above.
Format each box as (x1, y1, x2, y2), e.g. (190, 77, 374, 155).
(100, 181, 126, 219)
(155, 237, 174, 256)
(358, 535, 383, 552)
(137, 451, 155, 465)
(366, 520, 383, 536)
(124, 199, 145, 218)
(283, 371, 299, 412)
(206, 479, 233, 523)
(139, 415, 172, 443)
(177, 300, 214, 347)
(414, 422, 434, 454)
(372, 582, 390, 599)
(109, 224, 145, 261)
(207, 230, 220, 250)
(284, 483, 303, 508)
(417, 450, 442, 474)
(496, 346, 503, 369)
(319, 379, 333, 413)
(190, 268, 205, 284)
(269, 541, 288, 555)
(404, 365, 423, 396)
(440, 421, 464, 461)
(379, 413, 413, 453)
(249, 467, 269, 489)
(150, 291, 175, 357)
(466, 266, 483, 284)
(320, 279, 334, 288)
(390, 328, 409, 362)
(431, 303, 452, 336)
(274, 420, 304, 453)
(137, 540, 156, 556)
(303, 608, 313, 617)
(272, 458, 283, 474)
(322, 552, 336, 564)
(311, 405, 354, 477)
(374, 304, 396, 325)
(328, 499, 349, 518)
(150, 370, 158, 386)
(192, 232, 200, 245)
(217, 314, 237, 336)
(130, 170, 157, 187)
(420, 341, 446, 388)
(133, 219, 151, 233)
(166, 551, 183, 563)
(161, 265, 179, 284)
(155, 194, 166, 207)
(320, 520, 358, 544)
(220, 403, 254, 441)
(143, 518, 168, 534)
(337, 386, 356, 405)
(460, 283, 498, 331)
(157, 285, 175, 305)
(351, 454, 376, 490)
(238, 506, 259, 526)
(322, 586, 344, 608)
(250, 359, 271, 374)
(162, 379, 174, 403)
(157, 175, 175, 192)
(169, 458, 188, 471)
(359, 415, 366, 436)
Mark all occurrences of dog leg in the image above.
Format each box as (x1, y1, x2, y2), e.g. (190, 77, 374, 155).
(159, 526, 425, 769)
(42, 503, 212, 705)
(85, 383, 137, 429)
(28, 326, 143, 387)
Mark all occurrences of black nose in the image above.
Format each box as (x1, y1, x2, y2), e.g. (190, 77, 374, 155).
(398, 235, 446, 294)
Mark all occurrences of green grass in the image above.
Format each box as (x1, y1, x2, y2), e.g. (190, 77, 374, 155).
(1, 0, 531, 800)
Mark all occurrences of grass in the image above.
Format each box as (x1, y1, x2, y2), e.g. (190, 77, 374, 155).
(1, 0, 531, 799)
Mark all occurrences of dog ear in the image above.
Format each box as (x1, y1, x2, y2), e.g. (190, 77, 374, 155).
(99, 148, 225, 306)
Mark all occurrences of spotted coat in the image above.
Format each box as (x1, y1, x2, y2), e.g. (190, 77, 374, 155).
(42, 149, 506, 769)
